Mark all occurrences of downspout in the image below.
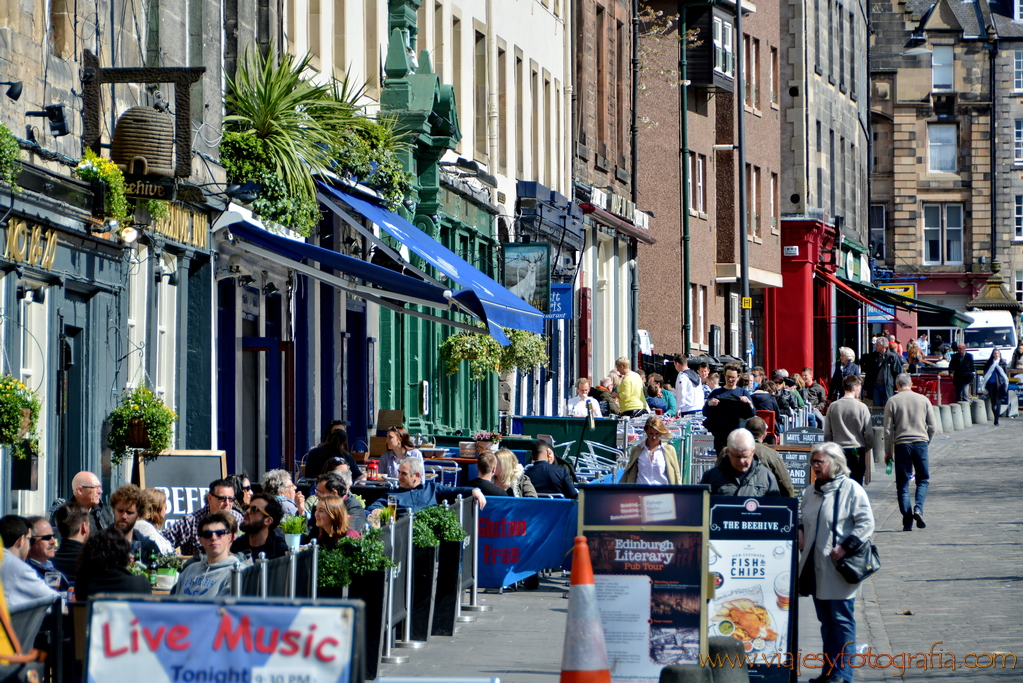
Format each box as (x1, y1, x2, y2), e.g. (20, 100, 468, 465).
(989, 30, 997, 268)
(736, 1, 751, 364)
(487, 0, 499, 187)
(680, 1, 691, 354)
(631, 0, 641, 364)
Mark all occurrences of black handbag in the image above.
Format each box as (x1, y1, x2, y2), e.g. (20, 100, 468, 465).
(831, 481, 881, 584)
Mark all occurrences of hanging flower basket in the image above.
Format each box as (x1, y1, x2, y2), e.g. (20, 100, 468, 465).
(0, 375, 42, 460)
(106, 384, 177, 465)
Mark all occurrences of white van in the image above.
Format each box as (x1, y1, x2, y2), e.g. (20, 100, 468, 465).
(963, 310, 1018, 363)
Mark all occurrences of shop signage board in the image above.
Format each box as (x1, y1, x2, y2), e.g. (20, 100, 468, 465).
(85, 596, 365, 683)
(708, 496, 799, 683)
(547, 282, 573, 320)
(768, 446, 813, 495)
(779, 427, 824, 446)
(579, 485, 710, 683)
(502, 242, 551, 313)
(134, 450, 227, 522)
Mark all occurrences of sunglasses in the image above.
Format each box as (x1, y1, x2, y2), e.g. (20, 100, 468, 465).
(244, 505, 266, 514)
(33, 534, 55, 542)
(241, 485, 252, 491)
(199, 529, 230, 539)
(211, 494, 236, 503)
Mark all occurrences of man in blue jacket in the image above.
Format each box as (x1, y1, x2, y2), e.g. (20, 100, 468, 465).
(523, 443, 578, 499)
(367, 457, 486, 517)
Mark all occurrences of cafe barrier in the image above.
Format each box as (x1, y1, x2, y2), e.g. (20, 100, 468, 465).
(381, 515, 412, 664)
(476, 497, 578, 589)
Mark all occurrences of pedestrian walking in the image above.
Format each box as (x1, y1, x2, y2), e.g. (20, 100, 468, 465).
(860, 337, 902, 408)
(798, 442, 875, 683)
(883, 374, 936, 531)
(823, 375, 874, 484)
(948, 343, 976, 402)
(980, 349, 1008, 426)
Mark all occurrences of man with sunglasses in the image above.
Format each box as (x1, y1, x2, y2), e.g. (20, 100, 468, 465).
(24, 516, 69, 590)
(231, 494, 288, 560)
(162, 478, 244, 556)
(0, 515, 56, 606)
(68, 470, 114, 535)
(173, 512, 250, 599)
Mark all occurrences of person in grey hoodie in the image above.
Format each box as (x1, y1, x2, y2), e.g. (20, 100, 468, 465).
(173, 511, 250, 599)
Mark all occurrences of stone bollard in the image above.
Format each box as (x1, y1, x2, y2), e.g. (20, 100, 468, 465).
(872, 426, 885, 464)
(931, 404, 943, 435)
(939, 404, 954, 432)
(958, 400, 973, 426)
(950, 402, 965, 431)
(972, 399, 987, 425)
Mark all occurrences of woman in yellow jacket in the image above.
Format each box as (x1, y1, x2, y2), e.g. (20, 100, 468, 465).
(621, 416, 682, 485)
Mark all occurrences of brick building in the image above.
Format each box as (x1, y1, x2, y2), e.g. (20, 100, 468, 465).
(637, 0, 782, 362)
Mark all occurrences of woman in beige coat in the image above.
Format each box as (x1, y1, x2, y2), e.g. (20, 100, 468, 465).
(798, 442, 875, 683)
(621, 416, 681, 485)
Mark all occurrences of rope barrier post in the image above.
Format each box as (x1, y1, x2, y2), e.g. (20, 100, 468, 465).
(454, 495, 475, 624)
(258, 552, 267, 598)
(380, 518, 409, 664)
(395, 509, 425, 649)
(310, 539, 319, 600)
(463, 495, 490, 612)
(287, 547, 298, 599)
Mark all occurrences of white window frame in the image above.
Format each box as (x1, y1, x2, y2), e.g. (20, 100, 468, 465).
(922, 203, 964, 266)
(1015, 120, 1023, 163)
(729, 294, 740, 356)
(713, 17, 734, 78)
(931, 46, 953, 92)
(1016, 195, 1023, 239)
(687, 152, 694, 212)
(1015, 51, 1023, 91)
(928, 124, 956, 173)
(696, 155, 706, 213)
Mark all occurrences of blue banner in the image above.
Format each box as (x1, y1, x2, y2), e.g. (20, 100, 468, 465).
(477, 497, 578, 588)
(546, 283, 574, 320)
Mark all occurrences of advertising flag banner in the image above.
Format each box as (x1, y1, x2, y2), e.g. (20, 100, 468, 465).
(476, 497, 577, 588)
(86, 597, 361, 683)
(580, 484, 710, 683)
(708, 496, 799, 683)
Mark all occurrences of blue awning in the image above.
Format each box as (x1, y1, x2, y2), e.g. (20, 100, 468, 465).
(227, 220, 451, 306)
(318, 183, 546, 336)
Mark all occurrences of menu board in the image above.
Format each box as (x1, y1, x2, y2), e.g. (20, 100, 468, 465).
(769, 446, 813, 494)
(708, 497, 799, 683)
(779, 427, 824, 446)
(580, 485, 710, 683)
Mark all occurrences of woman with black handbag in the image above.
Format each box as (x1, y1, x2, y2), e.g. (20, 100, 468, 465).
(797, 442, 876, 683)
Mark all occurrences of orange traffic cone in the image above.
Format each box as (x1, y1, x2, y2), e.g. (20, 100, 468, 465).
(560, 536, 612, 683)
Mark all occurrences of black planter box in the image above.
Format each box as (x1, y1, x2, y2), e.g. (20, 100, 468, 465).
(411, 545, 439, 642)
(11, 456, 38, 491)
(431, 540, 463, 636)
(348, 570, 388, 681)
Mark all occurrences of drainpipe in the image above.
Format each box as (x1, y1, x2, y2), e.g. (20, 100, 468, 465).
(989, 30, 997, 269)
(680, 1, 691, 354)
(736, 1, 751, 365)
(631, 0, 641, 364)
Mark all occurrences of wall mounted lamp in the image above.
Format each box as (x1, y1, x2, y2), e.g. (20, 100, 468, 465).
(0, 81, 22, 101)
(26, 104, 69, 137)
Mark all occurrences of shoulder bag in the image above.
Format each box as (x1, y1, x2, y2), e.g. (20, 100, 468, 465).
(831, 481, 881, 584)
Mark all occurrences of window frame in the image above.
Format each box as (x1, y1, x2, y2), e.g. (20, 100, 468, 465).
(931, 46, 954, 92)
(1015, 120, 1023, 163)
(928, 124, 957, 173)
(713, 17, 735, 78)
(1016, 51, 1023, 92)
(1016, 195, 1023, 239)
(922, 203, 964, 266)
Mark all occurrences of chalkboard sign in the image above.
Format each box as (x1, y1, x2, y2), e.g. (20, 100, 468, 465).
(133, 451, 227, 522)
(870, 408, 885, 427)
(780, 427, 824, 446)
(769, 446, 813, 493)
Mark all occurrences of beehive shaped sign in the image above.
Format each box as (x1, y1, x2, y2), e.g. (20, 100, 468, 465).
(111, 106, 175, 177)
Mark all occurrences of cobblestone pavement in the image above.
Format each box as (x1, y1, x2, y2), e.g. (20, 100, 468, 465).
(379, 416, 1023, 683)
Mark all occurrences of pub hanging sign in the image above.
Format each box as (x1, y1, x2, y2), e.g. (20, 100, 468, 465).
(4, 218, 58, 271)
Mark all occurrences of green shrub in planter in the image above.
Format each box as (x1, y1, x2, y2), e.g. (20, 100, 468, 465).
(412, 505, 467, 548)
(279, 514, 307, 535)
(318, 528, 396, 588)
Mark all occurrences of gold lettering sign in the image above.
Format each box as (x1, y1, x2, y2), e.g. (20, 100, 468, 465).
(150, 204, 208, 249)
(4, 219, 58, 271)
(124, 179, 168, 199)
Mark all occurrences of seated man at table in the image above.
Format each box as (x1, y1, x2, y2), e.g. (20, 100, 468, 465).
(231, 494, 288, 560)
(52, 502, 91, 583)
(162, 478, 244, 556)
(316, 472, 367, 533)
(366, 457, 486, 518)
(523, 443, 578, 499)
(466, 452, 510, 497)
(173, 512, 251, 599)
(24, 516, 69, 590)
(0, 515, 56, 607)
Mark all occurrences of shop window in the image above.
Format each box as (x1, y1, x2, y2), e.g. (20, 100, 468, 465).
(922, 203, 963, 265)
